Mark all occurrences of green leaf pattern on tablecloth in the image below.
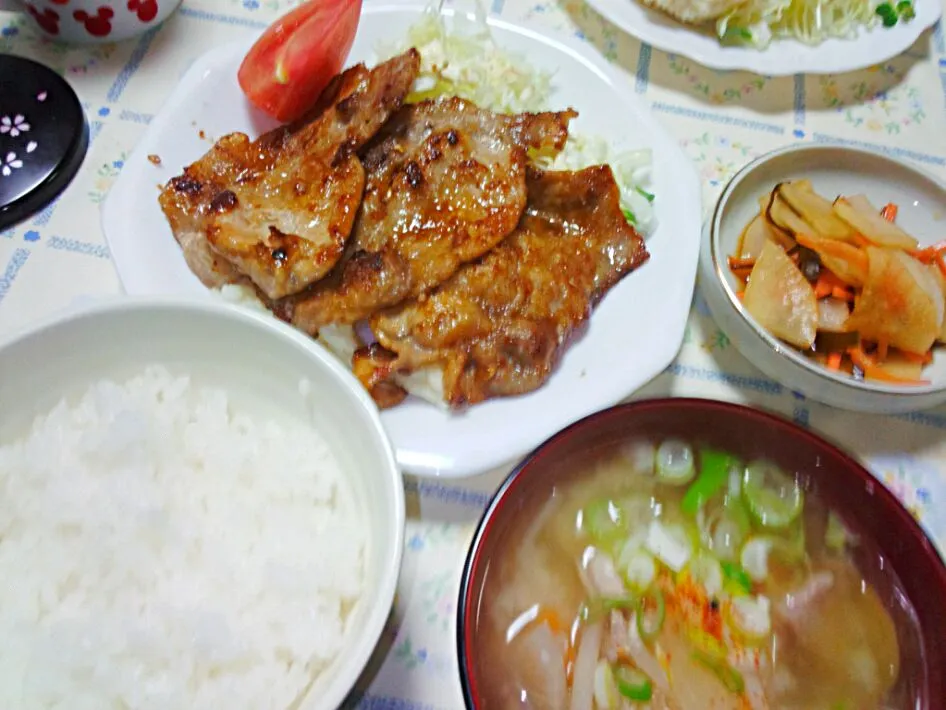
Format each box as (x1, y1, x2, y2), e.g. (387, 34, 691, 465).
(393, 638, 428, 670)
(88, 151, 128, 204)
(665, 55, 770, 103)
(678, 131, 763, 209)
(420, 570, 456, 633)
(820, 60, 928, 133)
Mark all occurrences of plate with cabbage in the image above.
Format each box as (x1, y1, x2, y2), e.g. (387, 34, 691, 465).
(586, 0, 941, 74)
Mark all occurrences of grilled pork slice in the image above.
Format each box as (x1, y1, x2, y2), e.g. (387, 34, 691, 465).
(354, 165, 650, 408)
(158, 49, 421, 300)
(282, 97, 576, 332)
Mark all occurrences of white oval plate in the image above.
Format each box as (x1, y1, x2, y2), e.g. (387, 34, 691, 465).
(586, 0, 941, 75)
(101, 3, 701, 478)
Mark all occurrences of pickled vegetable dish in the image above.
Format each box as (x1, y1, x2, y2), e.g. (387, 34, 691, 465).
(730, 180, 945, 384)
(472, 440, 920, 710)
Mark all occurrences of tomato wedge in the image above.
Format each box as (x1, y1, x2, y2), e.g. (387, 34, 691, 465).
(238, 0, 362, 123)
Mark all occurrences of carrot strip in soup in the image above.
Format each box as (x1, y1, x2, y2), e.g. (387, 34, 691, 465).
(826, 351, 843, 370)
(535, 607, 567, 634)
(880, 203, 898, 222)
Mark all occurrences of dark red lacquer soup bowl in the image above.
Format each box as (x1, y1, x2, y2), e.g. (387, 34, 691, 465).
(457, 399, 946, 710)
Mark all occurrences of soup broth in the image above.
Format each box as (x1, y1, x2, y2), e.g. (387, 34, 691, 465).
(472, 439, 921, 710)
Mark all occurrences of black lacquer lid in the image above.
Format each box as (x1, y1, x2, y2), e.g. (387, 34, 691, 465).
(0, 54, 89, 230)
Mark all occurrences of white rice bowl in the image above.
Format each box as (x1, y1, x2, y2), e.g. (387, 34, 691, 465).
(0, 365, 364, 709)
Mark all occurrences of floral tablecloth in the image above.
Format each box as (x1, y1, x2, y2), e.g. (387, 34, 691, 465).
(2, 0, 946, 706)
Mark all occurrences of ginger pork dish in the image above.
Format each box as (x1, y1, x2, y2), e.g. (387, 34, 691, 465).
(158, 14, 656, 411)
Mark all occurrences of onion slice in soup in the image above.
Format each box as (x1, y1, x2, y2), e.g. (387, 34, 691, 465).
(570, 621, 603, 710)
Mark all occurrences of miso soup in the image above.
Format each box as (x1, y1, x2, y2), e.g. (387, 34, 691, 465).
(471, 439, 922, 710)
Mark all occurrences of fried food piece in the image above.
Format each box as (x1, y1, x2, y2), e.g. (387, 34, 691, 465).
(355, 166, 650, 407)
(158, 49, 421, 300)
(283, 97, 576, 331)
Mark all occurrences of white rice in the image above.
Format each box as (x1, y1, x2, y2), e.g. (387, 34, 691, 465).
(0, 365, 365, 710)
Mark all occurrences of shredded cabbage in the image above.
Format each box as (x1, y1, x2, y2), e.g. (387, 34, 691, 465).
(382, 2, 554, 114)
(717, 0, 884, 48)
(378, 0, 656, 234)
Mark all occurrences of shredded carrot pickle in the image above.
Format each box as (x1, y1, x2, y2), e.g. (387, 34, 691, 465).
(732, 181, 943, 385)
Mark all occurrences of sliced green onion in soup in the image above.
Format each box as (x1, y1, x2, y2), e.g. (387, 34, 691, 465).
(698, 502, 749, 563)
(655, 439, 695, 485)
(615, 525, 650, 565)
(636, 587, 666, 642)
(619, 547, 657, 591)
(711, 515, 747, 561)
(681, 449, 735, 515)
(685, 553, 724, 597)
(739, 537, 776, 583)
(742, 460, 804, 529)
(720, 560, 753, 596)
(586, 595, 639, 621)
(614, 664, 653, 701)
(581, 498, 626, 544)
(825, 511, 854, 551)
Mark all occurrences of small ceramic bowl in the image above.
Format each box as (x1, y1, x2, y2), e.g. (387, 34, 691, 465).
(457, 399, 946, 708)
(699, 143, 946, 413)
(0, 297, 404, 710)
(17, 0, 181, 43)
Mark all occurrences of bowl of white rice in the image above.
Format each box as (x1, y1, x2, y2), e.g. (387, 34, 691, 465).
(0, 297, 404, 710)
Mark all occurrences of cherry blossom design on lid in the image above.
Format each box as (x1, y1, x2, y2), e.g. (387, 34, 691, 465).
(0, 54, 88, 229)
(2, 152, 24, 177)
(0, 115, 31, 138)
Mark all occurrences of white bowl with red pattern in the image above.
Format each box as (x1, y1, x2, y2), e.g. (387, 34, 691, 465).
(18, 0, 181, 43)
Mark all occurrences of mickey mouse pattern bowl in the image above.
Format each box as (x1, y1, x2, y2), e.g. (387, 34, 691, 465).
(17, 0, 182, 43)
